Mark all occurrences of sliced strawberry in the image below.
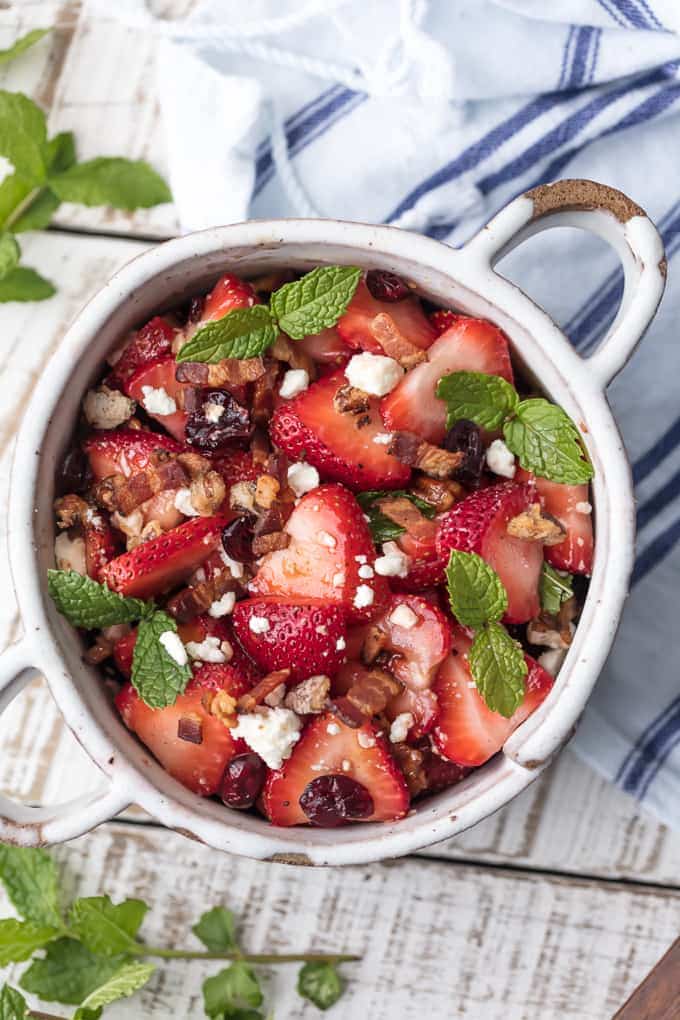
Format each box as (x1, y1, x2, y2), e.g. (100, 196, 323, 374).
(297, 326, 351, 364)
(391, 515, 447, 592)
(126, 356, 190, 442)
(433, 626, 554, 767)
(107, 316, 177, 390)
(516, 468, 593, 575)
(249, 484, 389, 624)
(436, 481, 542, 623)
(101, 515, 228, 599)
(211, 449, 260, 488)
(381, 316, 514, 444)
(84, 513, 118, 581)
(115, 660, 251, 795)
(375, 595, 451, 691)
(84, 428, 182, 481)
(337, 280, 435, 354)
(202, 272, 257, 322)
(270, 369, 410, 490)
(232, 597, 347, 681)
(428, 309, 459, 336)
(263, 712, 409, 825)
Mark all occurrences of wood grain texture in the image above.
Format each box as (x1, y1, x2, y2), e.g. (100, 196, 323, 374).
(0, 820, 678, 1020)
(614, 937, 680, 1020)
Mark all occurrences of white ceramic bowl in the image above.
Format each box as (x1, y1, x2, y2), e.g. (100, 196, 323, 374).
(0, 179, 666, 866)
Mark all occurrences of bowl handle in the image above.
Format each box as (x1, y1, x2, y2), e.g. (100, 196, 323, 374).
(0, 639, 130, 846)
(465, 179, 666, 388)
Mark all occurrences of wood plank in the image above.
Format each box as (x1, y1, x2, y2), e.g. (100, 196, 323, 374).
(1, 820, 678, 1020)
(614, 937, 680, 1019)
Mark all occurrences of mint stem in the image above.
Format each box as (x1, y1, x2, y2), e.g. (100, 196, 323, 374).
(4, 186, 45, 230)
(136, 946, 359, 964)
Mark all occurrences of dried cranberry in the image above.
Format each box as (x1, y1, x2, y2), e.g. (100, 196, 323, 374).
(220, 753, 267, 809)
(299, 774, 374, 827)
(56, 445, 92, 495)
(366, 269, 410, 302)
(185, 388, 252, 453)
(443, 419, 484, 486)
(222, 516, 255, 562)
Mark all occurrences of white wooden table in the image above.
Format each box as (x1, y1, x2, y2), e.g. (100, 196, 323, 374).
(1, 6, 679, 1018)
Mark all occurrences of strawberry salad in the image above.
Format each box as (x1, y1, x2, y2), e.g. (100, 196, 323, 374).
(48, 265, 594, 828)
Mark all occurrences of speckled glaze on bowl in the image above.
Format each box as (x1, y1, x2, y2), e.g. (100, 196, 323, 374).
(0, 179, 666, 865)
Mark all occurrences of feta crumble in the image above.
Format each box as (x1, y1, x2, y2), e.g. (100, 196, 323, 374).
(83, 386, 135, 430)
(287, 462, 320, 497)
(344, 352, 403, 396)
(336, 636, 346, 651)
(327, 722, 341, 736)
(185, 635, 231, 663)
(357, 730, 376, 749)
(208, 592, 236, 618)
(332, 571, 346, 588)
(353, 584, 374, 609)
(388, 603, 418, 629)
(159, 631, 188, 667)
(486, 438, 516, 479)
(232, 708, 302, 769)
(54, 533, 87, 575)
(358, 563, 375, 579)
(279, 368, 310, 399)
(174, 487, 199, 517)
(249, 615, 270, 634)
(141, 385, 177, 416)
(389, 712, 414, 743)
(538, 648, 568, 675)
(203, 400, 225, 423)
(575, 501, 592, 514)
(374, 541, 410, 578)
(372, 432, 393, 445)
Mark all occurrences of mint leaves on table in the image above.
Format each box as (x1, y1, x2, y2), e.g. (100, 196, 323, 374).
(177, 265, 362, 364)
(356, 489, 436, 544)
(0, 846, 357, 1019)
(0, 27, 171, 303)
(539, 562, 574, 616)
(436, 370, 594, 485)
(46, 571, 191, 709)
(445, 550, 527, 717)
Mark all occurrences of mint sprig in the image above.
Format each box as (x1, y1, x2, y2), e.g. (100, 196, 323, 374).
(436, 370, 593, 485)
(445, 550, 527, 717)
(177, 265, 362, 364)
(47, 571, 147, 630)
(540, 562, 574, 615)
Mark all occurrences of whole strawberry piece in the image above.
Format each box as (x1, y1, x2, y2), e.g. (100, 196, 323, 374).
(233, 597, 347, 681)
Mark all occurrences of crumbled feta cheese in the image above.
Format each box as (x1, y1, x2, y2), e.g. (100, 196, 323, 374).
(332, 571, 346, 588)
(357, 730, 376, 749)
(249, 615, 270, 634)
(575, 501, 592, 514)
(208, 592, 236, 618)
(159, 631, 189, 667)
(345, 352, 403, 396)
(203, 400, 225, 423)
(341, 758, 352, 772)
(83, 386, 135, 430)
(327, 722, 341, 736)
(232, 707, 302, 769)
(538, 647, 568, 675)
(54, 533, 87, 575)
(486, 438, 516, 479)
(185, 635, 230, 663)
(355, 554, 367, 564)
(174, 487, 199, 517)
(374, 541, 410, 578)
(318, 530, 336, 548)
(279, 368, 310, 399)
(358, 563, 375, 580)
(287, 462, 320, 497)
(141, 385, 177, 416)
(336, 636, 346, 651)
(219, 547, 244, 579)
(388, 603, 418, 630)
(389, 712, 414, 743)
(372, 433, 393, 445)
(353, 584, 374, 609)
(84, 508, 103, 527)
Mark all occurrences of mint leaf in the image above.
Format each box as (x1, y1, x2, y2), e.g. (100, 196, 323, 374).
(203, 962, 263, 1018)
(0, 28, 49, 65)
(540, 563, 574, 616)
(0, 267, 55, 301)
(0, 984, 28, 1020)
(20, 938, 127, 1005)
(177, 305, 276, 364)
(0, 91, 47, 183)
(297, 961, 343, 1011)
(47, 570, 146, 629)
(0, 233, 19, 278)
(356, 489, 436, 544)
(504, 399, 594, 485)
(445, 550, 508, 629)
(270, 265, 361, 340)
(69, 895, 147, 956)
(436, 370, 518, 431)
(74, 962, 155, 1015)
(0, 845, 61, 928)
(469, 621, 527, 718)
(0, 919, 59, 965)
(46, 132, 76, 175)
(192, 907, 238, 953)
(131, 610, 192, 709)
(49, 157, 171, 209)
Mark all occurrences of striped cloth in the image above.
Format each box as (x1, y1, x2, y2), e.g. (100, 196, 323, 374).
(117, 0, 680, 826)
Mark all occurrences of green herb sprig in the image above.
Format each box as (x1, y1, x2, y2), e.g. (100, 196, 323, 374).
(0, 845, 355, 1018)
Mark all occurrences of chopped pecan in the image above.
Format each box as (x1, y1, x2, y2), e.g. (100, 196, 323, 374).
(361, 626, 387, 665)
(254, 501, 293, 538)
(94, 455, 191, 516)
(412, 476, 464, 512)
(54, 494, 89, 529)
(375, 496, 430, 537)
(284, 674, 330, 715)
(391, 742, 428, 797)
(527, 617, 572, 650)
(140, 520, 163, 543)
(176, 357, 265, 387)
(264, 682, 287, 707)
(190, 470, 227, 516)
(176, 451, 212, 479)
(370, 313, 427, 369)
(252, 530, 290, 557)
(230, 481, 257, 513)
(346, 666, 403, 717)
(255, 473, 280, 510)
(167, 570, 239, 624)
(207, 690, 238, 726)
(111, 509, 145, 549)
(389, 431, 463, 479)
(251, 428, 271, 467)
(329, 696, 366, 729)
(507, 503, 566, 545)
(333, 383, 370, 416)
(237, 669, 291, 713)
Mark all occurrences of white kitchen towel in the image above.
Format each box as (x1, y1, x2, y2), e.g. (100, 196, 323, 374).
(92, 0, 680, 828)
